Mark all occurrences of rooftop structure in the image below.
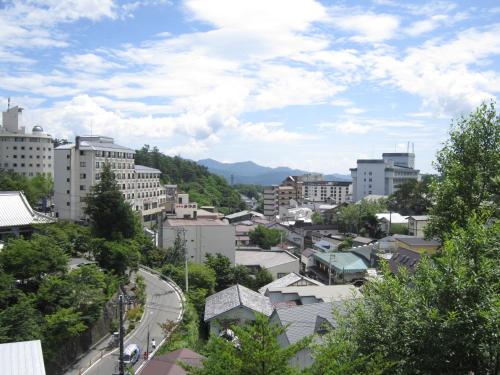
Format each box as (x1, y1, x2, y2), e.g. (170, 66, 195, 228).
(265, 284, 361, 304)
(313, 252, 369, 274)
(140, 348, 204, 375)
(204, 284, 273, 322)
(235, 249, 300, 278)
(258, 272, 323, 294)
(389, 247, 421, 274)
(0, 340, 46, 375)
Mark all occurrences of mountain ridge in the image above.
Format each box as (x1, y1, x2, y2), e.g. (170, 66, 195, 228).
(197, 158, 352, 185)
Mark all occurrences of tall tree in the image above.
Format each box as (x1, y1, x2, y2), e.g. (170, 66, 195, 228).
(190, 314, 309, 375)
(249, 225, 282, 249)
(387, 176, 433, 216)
(84, 163, 139, 240)
(426, 102, 500, 239)
(205, 253, 235, 292)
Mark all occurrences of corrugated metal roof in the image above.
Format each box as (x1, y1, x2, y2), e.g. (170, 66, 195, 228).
(0, 340, 46, 375)
(313, 252, 368, 273)
(267, 285, 361, 302)
(204, 284, 272, 321)
(235, 250, 298, 269)
(0, 192, 55, 228)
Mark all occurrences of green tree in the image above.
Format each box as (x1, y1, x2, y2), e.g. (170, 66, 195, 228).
(205, 253, 235, 292)
(84, 163, 139, 240)
(249, 225, 283, 249)
(0, 235, 68, 285)
(91, 239, 140, 276)
(165, 231, 186, 266)
(190, 314, 310, 375)
(387, 177, 432, 216)
(426, 102, 500, 239)
(233, 265, 253, 287)
(311, 212, 324, 225)
(251, 267, 274, 291)
(0, 296, 42, 343)
(324, 218, 500, 374)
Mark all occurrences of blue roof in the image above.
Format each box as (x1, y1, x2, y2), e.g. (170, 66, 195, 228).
(313, 239, 335, 252)
(313, 252, 368, 273)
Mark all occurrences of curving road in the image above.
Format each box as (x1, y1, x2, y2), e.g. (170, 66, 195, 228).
(66, 268, 183, 375)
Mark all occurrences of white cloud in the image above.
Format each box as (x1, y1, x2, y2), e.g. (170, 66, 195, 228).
(239, 122, 317, 143)
(319, 120, 371, 134)
(328, 9, 400, 43)
(62, 53, 122, 74)
(344, 107, 366, 115)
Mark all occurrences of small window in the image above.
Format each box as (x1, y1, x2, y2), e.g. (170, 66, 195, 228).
(80, 185, 86, 191)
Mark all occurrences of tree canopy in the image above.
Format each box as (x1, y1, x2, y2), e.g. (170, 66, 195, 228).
(387, 176, 433, 216)
(135, 145, 246, 214)
(249, 225, 283, 249)
(426, 102, 500, 239)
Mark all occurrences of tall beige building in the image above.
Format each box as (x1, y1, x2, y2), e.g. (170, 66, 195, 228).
(0, 106, 54, 177)
(54, 136, 166, 225)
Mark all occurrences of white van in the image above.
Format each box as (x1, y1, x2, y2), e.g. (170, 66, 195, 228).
(123, 344, 141, 365)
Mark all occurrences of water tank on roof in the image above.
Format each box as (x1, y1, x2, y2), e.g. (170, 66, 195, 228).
(32, 125, 44, 133)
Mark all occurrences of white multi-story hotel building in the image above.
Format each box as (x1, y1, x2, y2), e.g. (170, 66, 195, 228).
(302, 180, 351, 204)
(350, 153, 420, 202)
(54, 136, 166, 225)
(0, 106, 54, 177)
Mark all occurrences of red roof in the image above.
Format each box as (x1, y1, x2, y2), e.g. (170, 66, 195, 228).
(140, 348, 203, 375)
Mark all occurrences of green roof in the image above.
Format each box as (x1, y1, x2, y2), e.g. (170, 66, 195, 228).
(313, 252, 368, 274)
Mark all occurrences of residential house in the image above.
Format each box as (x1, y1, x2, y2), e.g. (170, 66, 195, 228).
(352, 236, 377, 247)
(389, 247, 421, 274)
(407, 215, 429, 237)
(270, 302, 341, 369)
(235, 249, 300, 279)
(396, 236, 440, 254)
(204, 284, 272, 334)
(311, 252, 369, 284)
(140, 348, 203, 375)
(258, 272, 323, 295)
(264, 284, 361, 307)
(376, 212, 408, 234)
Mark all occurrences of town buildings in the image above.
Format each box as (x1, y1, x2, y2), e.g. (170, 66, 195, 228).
(235, 249, 300, 279)
(54, 136, 166, 225)
(350, 152, 420, 202)
(263, 185, 278, 220)
(0, 106, 54, 178)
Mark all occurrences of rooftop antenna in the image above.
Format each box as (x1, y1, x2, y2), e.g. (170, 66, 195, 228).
(407, 141, 410, 153)
(7, 97, 10, 110)
(412, 142, 414, 153)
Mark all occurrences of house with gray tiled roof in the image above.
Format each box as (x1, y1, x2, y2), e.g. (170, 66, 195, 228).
(204, 284, 272, 334)
(270, 302, 343, 369)
(258, 272, 323, 295)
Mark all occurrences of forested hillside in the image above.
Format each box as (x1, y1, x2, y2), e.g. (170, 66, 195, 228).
(135, 145, 245, 214)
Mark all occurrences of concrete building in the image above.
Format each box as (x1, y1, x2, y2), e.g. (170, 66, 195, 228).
(350, 153, 420, 202)
(54, 136, 166, 224)
(302, 180, 351, 204)
(235, 249, 300, 279)
(160, 203, 235, 263)
(263, 185, 278, 220)
(0, 106, 54, 178)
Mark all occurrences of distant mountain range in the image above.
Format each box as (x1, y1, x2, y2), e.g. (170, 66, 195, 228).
(197, 158, 352, 185)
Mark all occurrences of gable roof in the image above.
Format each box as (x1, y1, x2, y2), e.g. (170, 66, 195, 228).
(140, 348, 203, 375)
(271, 302, 340, 344)
(258, 272, 323, 294)
(389, 247, 421, 274)
(0, 340, 46, 375)
(235, 250, 298, 269)
(0, 192, 55, 228)
(204, 284, 272, 322)
(376, 212, 408, 224)
(397, 237, 441, 247)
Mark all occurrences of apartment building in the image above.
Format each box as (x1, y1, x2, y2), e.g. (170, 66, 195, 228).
(263, 185, 278, 220)
(302, 180, 351, 204)
(350, 153, 420, 202)
(54, 136, 166, 224)
(0, 106, 54, 177)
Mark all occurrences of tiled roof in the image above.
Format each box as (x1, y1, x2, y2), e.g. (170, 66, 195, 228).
(397, 237, 441, 247)
(0, 340, 46, 375)
(267, 284, 361, 302)
(313, 252, 368, 273)
(272, 302, 341, 344)
(389, 247, 421, 274)
(0, 192, 55, 228)
(204, 284, 272, 321)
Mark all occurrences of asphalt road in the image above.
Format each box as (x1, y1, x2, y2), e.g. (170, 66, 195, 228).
(70, 268, 183, 375)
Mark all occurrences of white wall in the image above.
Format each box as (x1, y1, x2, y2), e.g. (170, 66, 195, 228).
(209, 306, 259, 335)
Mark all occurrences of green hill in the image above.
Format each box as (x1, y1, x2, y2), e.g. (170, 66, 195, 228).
(135, 145, 245, 214)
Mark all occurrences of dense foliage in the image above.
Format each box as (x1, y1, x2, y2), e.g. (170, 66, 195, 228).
(336, 198, 387, 237)
(387, 176, 433, 216)
(190, 314, 310, 375)
(233, 184, 263, 200)
(249, 225, 283, 249)
(311, 103, 500, 375)
(135, 145, 246, 214)
(0, 226, 116, 372)
(426, 102, 500, 239)
(0, 170, 53, 208)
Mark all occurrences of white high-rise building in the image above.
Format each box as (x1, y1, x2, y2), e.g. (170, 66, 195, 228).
(54, 136, 166, 224)
(350, 153, 420, 202)
(0, 106, 54, 177)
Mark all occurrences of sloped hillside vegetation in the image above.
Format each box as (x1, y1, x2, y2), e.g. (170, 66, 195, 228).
(135, 145, 245, 214)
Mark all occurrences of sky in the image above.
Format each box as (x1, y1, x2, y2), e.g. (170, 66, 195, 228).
(0, 0, 499, 175)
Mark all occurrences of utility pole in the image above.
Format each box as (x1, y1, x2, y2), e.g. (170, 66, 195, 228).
(146, 324, 150, 360)
(118, 294, 124, 375)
